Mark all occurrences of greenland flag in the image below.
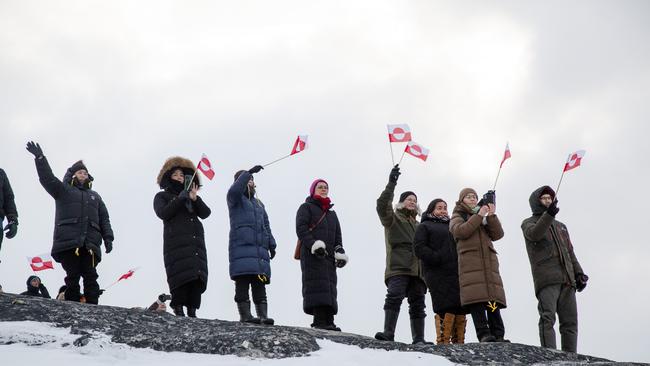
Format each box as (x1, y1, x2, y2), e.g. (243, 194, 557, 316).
(197, 154, 215, 180)
(387, 124, 412, 143)
(28, 254, 54, 272)
(564, 150, 586, 172)
(405, 141, 430, 162)
(500, 142, 511, 168)
(290, 135, 309, 155)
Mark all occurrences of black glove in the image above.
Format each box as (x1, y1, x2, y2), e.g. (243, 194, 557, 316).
(104, 241, 113, 254)
(314, 247, 326, 257)
(576, 273, 589, 292)
(178, 189, 190, 201)
(4, 220, 18, 239)
(248, 165, 264, 174)
(388, 165, 401, 183)
(26, 141, 44, 158)
(269, 248, 276, 260)
(547, 199, 559, 217)
(483, 190, 496, 205)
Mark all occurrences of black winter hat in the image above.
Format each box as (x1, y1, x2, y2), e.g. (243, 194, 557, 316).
(399, 191, 417, 203)
(68, 160, 88, 174)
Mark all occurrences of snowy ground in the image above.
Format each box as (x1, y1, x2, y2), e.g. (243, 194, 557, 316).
(0, 321, 456, 366)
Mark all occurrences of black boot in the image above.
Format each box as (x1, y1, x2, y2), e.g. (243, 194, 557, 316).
(254, 302, 275, 325)
(375, 309, 399, 341)
(410, 317, 432, 344)
(173, 306, 185, 317)
(187, 307, 197, 318)
(311, 307, 330, 330)
(237, 301, 261, 323)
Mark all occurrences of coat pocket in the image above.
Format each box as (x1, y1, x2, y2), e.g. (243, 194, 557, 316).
(57, 217, 79, 226)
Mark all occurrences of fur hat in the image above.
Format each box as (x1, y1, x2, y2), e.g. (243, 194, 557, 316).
(399, 191, 417, 203)
(539, 186, 556, 199)
(68, 160, 88, 174)
(157, 156, 199, 189)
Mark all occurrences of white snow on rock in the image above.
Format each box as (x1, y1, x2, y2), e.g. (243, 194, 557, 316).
(0, 321, 455, 366)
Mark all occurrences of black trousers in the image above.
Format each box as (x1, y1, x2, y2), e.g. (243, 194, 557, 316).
(468, 302, 505, 338)
(59, 247, 100, 304)
(383, 275, 427, 319)
(171, 279, 204, 309)
(234, 275, 268, 304)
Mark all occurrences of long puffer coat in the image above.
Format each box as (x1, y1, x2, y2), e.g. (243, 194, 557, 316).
(413, 213, 464, 314)
(34, 157, 113, 263)
(154, 157, 211, 292)
(449, 199, 506, 308)
(227, 171, 277, 281)
(296, 196, 343, 315)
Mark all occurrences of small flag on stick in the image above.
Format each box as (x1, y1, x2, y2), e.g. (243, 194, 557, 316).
(197, 154, 215, 180)
(28, 254, 54, 272)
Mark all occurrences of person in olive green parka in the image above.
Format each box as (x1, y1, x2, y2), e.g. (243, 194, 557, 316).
(521, 186, 588, 353)
(374, 164, 428, 344)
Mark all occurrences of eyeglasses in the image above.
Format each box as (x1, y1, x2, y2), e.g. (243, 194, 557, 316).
(464, 194, 478, 200)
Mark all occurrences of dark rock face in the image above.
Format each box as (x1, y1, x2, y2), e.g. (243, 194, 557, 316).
(0, 293, 643, 365)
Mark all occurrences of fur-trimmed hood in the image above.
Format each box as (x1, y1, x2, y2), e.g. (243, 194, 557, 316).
(62, 160, 94, 189)
(157, 156, 199, 189)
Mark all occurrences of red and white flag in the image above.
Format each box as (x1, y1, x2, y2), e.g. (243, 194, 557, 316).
(290, 135, 309, 155)
(28, 254, 54, 272)
(564, 150, 586, 172)
(197, 154, 215, 180)
(500, 142, 511, 168)
(387, 124, 412, 143)
(404, 141, 430, 162)
(118, 269, 137, 282)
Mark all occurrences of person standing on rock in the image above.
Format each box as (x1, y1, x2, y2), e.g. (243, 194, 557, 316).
(26, 141, 114, 305)
(20, 275, 51, 298)
(521, 186, 588, 353)
(449, 188, 507, 343)
(154, 156, 211, 318)
(296, 178, 348, 331)
(374, 165, 429, 344)
(414, 198, 467, 344)
(0, 167, 18, 252)
(227, 166, 277, 325)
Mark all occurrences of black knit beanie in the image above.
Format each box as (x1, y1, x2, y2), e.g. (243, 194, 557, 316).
(399, 191, 417, 203)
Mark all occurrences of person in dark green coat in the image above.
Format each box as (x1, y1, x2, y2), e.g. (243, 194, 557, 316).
(374, 165, 427, 344)
(521, 186, 588, 353)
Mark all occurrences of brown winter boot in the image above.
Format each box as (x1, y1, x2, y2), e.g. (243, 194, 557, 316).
(451, 314, 467, 344)
(440, 313, 455, 344)
(435, 314, 443, 344)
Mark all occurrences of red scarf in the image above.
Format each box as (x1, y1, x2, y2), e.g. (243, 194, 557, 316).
(313, 195, 331, 211)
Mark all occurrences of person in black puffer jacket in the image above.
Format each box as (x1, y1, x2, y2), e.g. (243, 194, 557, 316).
(154, 156, 211, 318)
(413, 199, 467, 344)
(296, 179, 348, 331)
(20, 275, 51, 298)
(26, 141, 114, 305)
(0, 168, 19, 252)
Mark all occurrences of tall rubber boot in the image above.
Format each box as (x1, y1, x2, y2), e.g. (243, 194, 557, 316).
(374, 309, 400, 341)
(254, 302, 275, 325)
(441, 313, 456, 344)
(173, 306, 185, 317)
(451, 314, 467, 344)
(410, 317, 432, 345)
(237, 301, 260, 324)
(187, 307, 197, 318)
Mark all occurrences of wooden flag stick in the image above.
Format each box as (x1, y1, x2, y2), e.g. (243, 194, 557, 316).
(389, 141, 395, 166)
(397, 146, 407, 165)
(492, 166, 502, 191)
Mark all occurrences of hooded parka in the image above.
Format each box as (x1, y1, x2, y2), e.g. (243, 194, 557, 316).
(449, 188, 506, 307)
(34, 157, 113, 262)
(154, 157, 211, 293)
(521, 186, 584, 295)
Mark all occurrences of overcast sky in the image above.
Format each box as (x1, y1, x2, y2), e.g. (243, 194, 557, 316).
(1, 0, 649, 362)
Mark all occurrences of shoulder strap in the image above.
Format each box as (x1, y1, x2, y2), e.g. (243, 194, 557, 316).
(309, 211, 328, 231)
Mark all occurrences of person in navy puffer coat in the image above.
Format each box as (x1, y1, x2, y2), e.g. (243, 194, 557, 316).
(227, 165, 277, 325)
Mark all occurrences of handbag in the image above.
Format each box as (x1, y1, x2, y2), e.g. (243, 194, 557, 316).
(294, 211, 327, 260)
